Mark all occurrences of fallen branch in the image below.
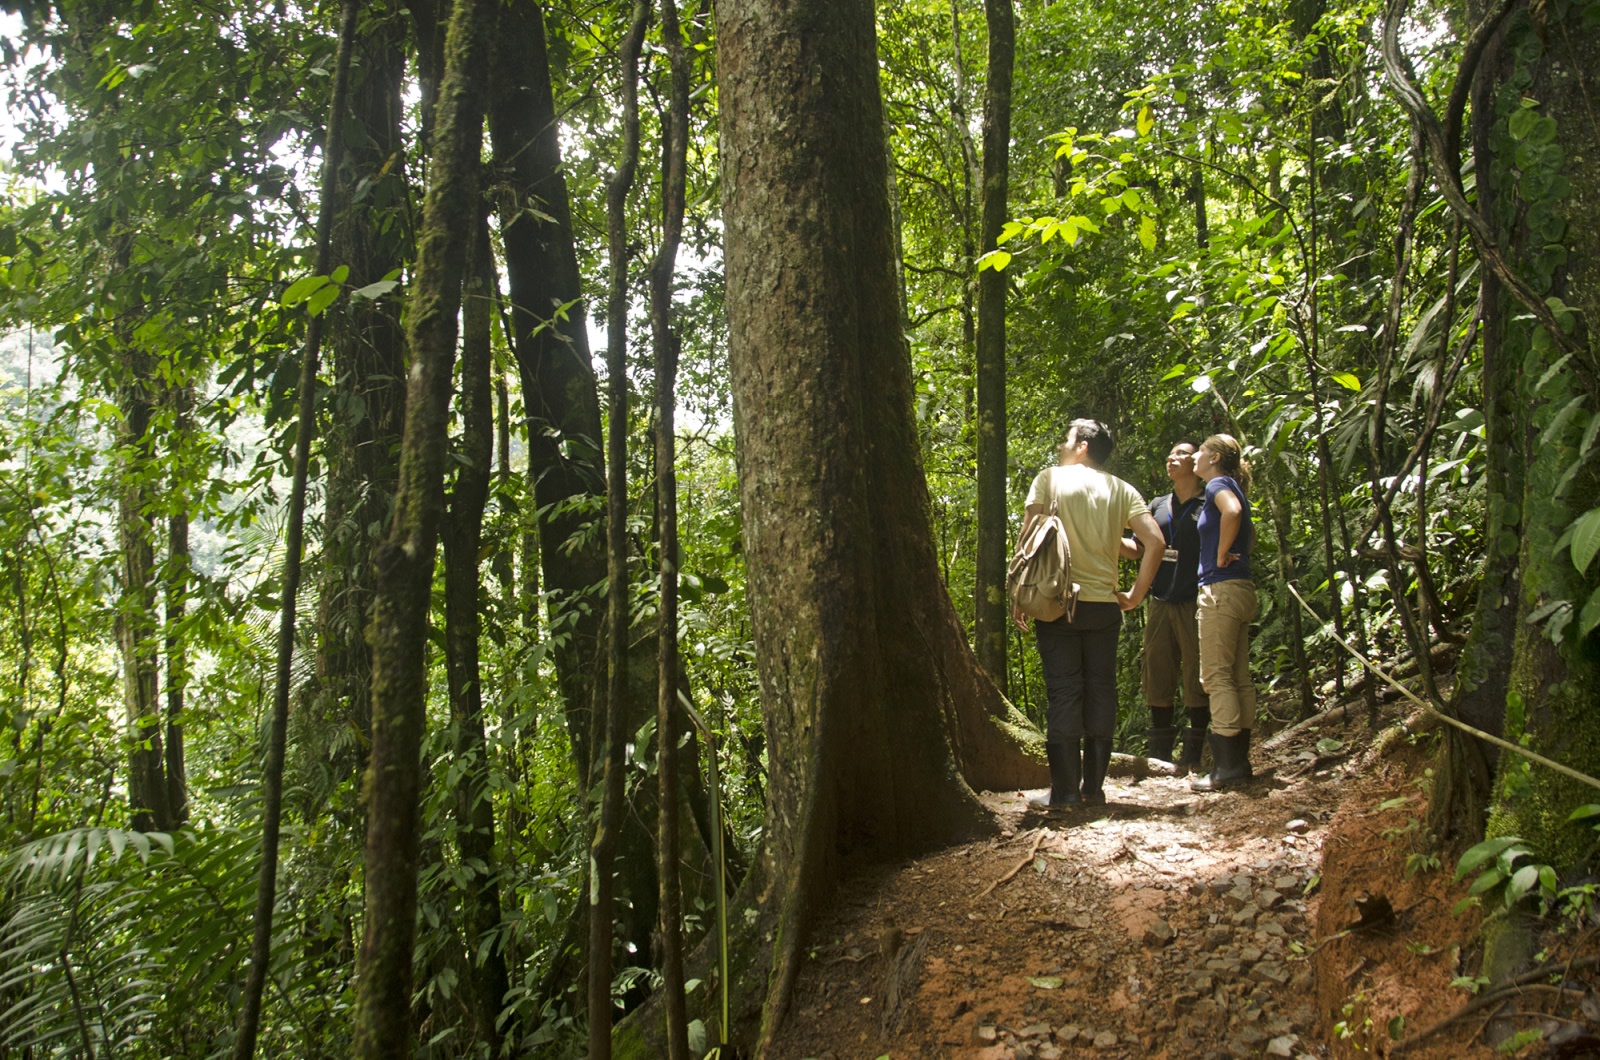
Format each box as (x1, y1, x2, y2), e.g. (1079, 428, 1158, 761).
(978, 829, 1046, 899)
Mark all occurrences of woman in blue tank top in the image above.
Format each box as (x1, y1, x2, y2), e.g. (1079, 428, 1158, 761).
(1191, 433, 1258, 792)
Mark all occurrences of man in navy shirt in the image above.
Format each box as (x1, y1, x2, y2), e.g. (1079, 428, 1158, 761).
(1137, 442, 1209, 772)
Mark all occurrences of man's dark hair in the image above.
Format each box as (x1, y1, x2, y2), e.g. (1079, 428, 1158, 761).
(1068, 418, 1115, 466)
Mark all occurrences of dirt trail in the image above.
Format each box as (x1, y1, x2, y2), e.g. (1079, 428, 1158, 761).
(764, 701, 1568, 1059)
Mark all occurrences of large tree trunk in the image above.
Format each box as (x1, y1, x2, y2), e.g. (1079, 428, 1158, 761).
(713, 0, 1013, 1047)
(487, 0, 609, 787)
(353, 0, 493, 1051)
(1424, 2, 1600, 1031)
(1483, 2, 1600, 872)
(973, 0, 1014, 693)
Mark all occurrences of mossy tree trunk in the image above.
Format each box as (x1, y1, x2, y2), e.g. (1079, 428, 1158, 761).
(1468, 6, 1600, 1022)
(441, 205, 510, 1054)
(353, 0, 493, 1050)
(305, 0, 410, 787)
(1480, 1, 1600, 870)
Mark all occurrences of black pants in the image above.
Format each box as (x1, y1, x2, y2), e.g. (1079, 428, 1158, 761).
(1033, 600, 1122, 742)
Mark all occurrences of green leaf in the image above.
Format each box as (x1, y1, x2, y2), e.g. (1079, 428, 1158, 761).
(307, 281, 342, 316)
(1330, 371, 1361, 391)
(1467, 870, 1506, 897)
(1567, 804, 1600, 823)
(1455, 836, 1524, 879)
(281, 274, 330, 306)
(1138, 215, 1157, 251)
(1567, 508, 1600, 575)
(1506, 864, 1541, 904)
(977, 249, 1012, 273)
(1508, 104, 1543, 141)
(1578, 586, 1600, 640)
(1136, 104, 1154, 137)
(351, 278, 399, 301)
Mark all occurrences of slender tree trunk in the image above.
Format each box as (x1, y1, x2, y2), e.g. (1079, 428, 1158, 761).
(163, 494, 189, 827)
(590, 5, 651, 1055)
(652, 0, 692, 1053)
(353, 0, 494, 1051)
(1422, 4, 1513, 846)
(116, 341, 171, 834)
(442, 202, 511, 1054)
(234, 4, 360, 1056)
(308, 0, 410, 775)
(974, 0, 1014, 692)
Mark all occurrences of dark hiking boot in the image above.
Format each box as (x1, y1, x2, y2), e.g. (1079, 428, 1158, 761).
(1190, 730, 1253, 793)
(1147, 706, 1176, 762)
(1028, 739, 1083, 812)
(1176, 706, 1211, 777)
(1147, 726, 1178, 762)
(1080, 737, 1114, 805)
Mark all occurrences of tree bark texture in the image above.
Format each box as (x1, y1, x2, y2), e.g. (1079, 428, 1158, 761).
(651, 0, 693, 1053)
(353, 0, 493, 1051)
(116, 343, 172, 834)
(973, 0, 1014, 692)
(1427, 2, 1517, 845)
(1483, 0, 1600, 867)
(718, 0, 1012, 1044)
(488, 0, 610, 789)
(163, 503, 189, 827)
(306, 0, 410, 780)
(442, 205, 510, 1053)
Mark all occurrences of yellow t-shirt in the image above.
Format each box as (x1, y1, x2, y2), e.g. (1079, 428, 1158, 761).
(1025, 464, 1150, 603)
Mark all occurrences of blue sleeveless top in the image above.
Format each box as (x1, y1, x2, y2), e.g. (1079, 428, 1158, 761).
(1197, 476, 1253, 587)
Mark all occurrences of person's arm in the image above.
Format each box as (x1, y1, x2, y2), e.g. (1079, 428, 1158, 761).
(1118, 533, 1142, 562)
(1116, 511, 1166, 611)
(1011, 502, 1049, 630)
(1213, 487, 1243, 568)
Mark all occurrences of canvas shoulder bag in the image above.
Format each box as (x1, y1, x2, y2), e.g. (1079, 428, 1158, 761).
(1005, 480, 1079, 623)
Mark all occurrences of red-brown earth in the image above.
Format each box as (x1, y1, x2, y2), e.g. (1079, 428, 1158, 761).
(762, 694, 1600, 1059)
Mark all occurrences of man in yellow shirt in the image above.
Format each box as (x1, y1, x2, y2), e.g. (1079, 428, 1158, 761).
(1014, 419, 1165, 809)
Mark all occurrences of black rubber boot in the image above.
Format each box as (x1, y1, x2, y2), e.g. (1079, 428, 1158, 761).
(1147, 706, 1177, 762)
(1080, 737, 1114, 806)
(1176, 706, 1210, 777)
(1028, 739, 1083, 811)
(1190, 730, 1253, 792)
